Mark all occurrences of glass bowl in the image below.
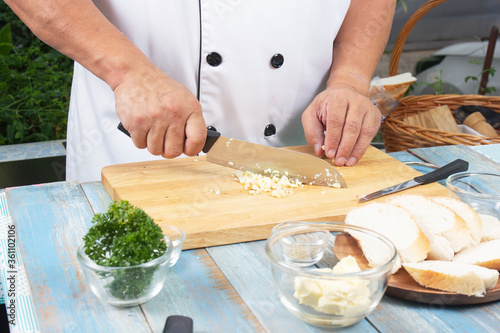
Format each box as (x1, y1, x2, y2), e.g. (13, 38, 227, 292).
(163, 225, 186, 267)
(446, 171, 500, 218)
(77, 236, 173, 307)
(271, 221, 332, 267)
(265, 222, 397, 328)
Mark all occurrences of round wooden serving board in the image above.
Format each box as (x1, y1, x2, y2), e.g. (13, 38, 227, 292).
(333, 233, 500, 305)
(386, 269, 500, 305)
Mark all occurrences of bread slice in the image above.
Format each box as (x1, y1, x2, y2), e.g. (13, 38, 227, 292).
(479, 214, 500, 242)
(345, 202, 430, 273)
(386, 195, 470, 260)
(453, 239, 500, 270)
(403, 260, 499, 297)
(379, 72, 417, 101)
(431, 196, 482, 247)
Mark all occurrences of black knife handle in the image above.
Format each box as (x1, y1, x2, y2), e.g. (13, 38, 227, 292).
(202, 129, 221, 153)
(118, 122, 131, 137)
(414, 159, 468, 184)
(117, 122, 221, 153)
(163, 315, 193, 333)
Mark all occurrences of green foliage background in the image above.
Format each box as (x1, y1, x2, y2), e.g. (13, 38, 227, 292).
(0, 2, 73, 145)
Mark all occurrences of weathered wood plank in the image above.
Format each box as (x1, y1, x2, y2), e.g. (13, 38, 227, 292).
(409, 144, 500, 191)
(81, 180, 263, 332)
(141, 249, 263, 332)
(207, 241, 377, 332)
(80, 181, 113, 214)
(5, 182, 150, 333)
(471, 144, 500, 164)
(370, 293, 500, 333)
(409, 144, 500, 173)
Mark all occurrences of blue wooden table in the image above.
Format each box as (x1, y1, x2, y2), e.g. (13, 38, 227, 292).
(2, 144, 500, 332)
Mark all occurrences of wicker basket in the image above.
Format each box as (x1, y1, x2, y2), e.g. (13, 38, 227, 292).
(380, 0, 500, 152)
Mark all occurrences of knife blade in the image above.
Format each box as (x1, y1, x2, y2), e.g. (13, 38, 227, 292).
(203, 129, 347, 188)
(117, 123, 347, 188)
(358, 158, 468, 203)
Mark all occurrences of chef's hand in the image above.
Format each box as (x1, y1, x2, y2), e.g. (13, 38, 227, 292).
(302, 83, 381, 166)
(114, 68, 207, 158)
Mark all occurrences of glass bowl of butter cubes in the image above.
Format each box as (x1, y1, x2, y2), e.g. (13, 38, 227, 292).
(265, 222, 397, 328)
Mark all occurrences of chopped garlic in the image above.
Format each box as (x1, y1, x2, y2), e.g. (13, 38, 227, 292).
(233, 170, 303, 197)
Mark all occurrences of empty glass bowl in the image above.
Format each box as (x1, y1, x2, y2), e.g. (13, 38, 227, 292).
(163, 225, 186, 267)
(446, 171, 500, 218)
(265, 222, 397, 328)
(271, 221, 331, 267)
(77, 236, 173, 307)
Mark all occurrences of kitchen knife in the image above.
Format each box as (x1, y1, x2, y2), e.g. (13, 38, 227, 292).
(358, 158, 468, 203)
(117, 123, 347, 188)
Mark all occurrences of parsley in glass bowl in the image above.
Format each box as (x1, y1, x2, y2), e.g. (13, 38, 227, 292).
(77, 200, 174, 307)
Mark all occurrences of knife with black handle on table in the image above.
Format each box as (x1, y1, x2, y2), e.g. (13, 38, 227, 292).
(358, 158, 469, 203)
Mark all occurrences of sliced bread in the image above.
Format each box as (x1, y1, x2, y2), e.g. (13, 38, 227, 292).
(386, 195, 471, 260)
(431, 196, 482, 247)
(453, 239, 500, 270)
(479, 214, 500, 242)
(403, 260, 499, 297)
(345, 202, 430, 273)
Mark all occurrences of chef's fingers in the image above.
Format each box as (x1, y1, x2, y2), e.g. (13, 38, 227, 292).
(159, 100, 195, 159)
(119, 115, 150, 150)
(161, 122, 185, 158)
(343, 103, 382, 166)
(115, 93, 148, 149)
(323, 95, 348, 160)
(302, 99, 327, 157)
(146, 123, 167, 156)
(183, 111, 206, 156)
(330, 98, 363, 166)
(125, 124, 149, 150)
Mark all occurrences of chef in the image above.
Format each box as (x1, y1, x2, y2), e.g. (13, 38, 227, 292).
(6, 0, 396, 182)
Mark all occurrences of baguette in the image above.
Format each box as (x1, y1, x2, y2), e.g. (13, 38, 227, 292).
(479, 214, 500, 242)
(345, 202, 430, 273)
(386, 195, 471, 260)
(403, 260, 499, 297)
(453, 239, 500, 270)
(431, 196, 482, 247)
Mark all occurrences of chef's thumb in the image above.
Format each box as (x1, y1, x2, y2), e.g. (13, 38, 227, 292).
(184, 113, 207, 156)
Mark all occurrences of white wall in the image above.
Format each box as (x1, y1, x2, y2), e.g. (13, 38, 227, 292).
(389, 0, 500, 50)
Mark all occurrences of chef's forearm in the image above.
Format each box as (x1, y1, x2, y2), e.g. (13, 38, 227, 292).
(5, 0, 153, 91)
(327, 0, 396, 95)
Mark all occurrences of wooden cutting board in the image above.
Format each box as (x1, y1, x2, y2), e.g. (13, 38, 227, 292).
(101, 145, 449, 249)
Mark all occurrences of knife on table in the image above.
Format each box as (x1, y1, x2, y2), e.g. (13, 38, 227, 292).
(117, 123, 347, 188)
(358, 158, 469, 203)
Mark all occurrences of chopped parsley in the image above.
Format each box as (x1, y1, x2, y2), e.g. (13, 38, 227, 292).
(83, 200, 168, 300)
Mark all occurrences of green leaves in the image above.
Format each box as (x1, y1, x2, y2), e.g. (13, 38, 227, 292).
(0, 3, 72, 145)
(465, 59, 497, 95)
(83, 200, 168, 300)
(83, 200, 167, 267)
(0, 23, 12, 56)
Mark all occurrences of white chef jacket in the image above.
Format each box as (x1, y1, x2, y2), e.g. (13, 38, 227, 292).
(66, 0, 351, 182)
